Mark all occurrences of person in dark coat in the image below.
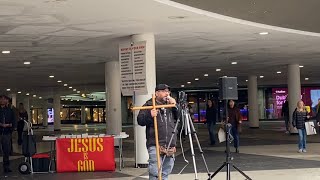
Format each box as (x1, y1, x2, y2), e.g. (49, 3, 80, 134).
(17, 103, 28, 145)
(0, 95, 16, 173)
(282, 97, 290, 133)
(206, 99, 217, 145)
(227, 100, 242, 153)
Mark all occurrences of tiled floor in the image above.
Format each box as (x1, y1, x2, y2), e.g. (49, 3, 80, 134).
(1, 121, 320, 179)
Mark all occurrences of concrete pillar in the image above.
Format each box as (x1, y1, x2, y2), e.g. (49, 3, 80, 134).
(81, 105, 86, 124)
(132, 33, 156, 167)
(42, 102, 48, 127)
(105, 61, 122, 135)
(288, 64, 301, 133)
(10, 93, 17, 107)
(248, 75, 259, 128)
(53, 94, 61, 131)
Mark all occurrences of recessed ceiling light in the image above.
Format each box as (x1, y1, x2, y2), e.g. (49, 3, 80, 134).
(64, 84, 68, 86)
(204, 74, 208, 77)
(246, 80, 248, 82)
(23, 61, 31, 65)
(49, 75, 54, 78)
(195, 78, 199, 81)
(39, 97, 42, 99)
(222, 76, 227, 78)
(216, 69, 221, 72)
(168, 16, 186, 19)
(18, 91, 21, 94)
(187, 82, 191, 84)
(6, 89, 10, 91)
(181, 85, 185, 87)
(26, 93, 30, 96)
(259, 32, 269, 35)
(69, 86, 72, 89)
(77, 91, 81, 93)
(277, 71, 282, 74)
(305, 78, 309, 80)
(260, 76, 264, 78)
(73, 89, 76, 91)
(299, 65, 304, 68)
(33, 95, 36, 97)
(57, 80, 62, 83)
(231, 62, 237, 65)
(2, 50, 10, 54)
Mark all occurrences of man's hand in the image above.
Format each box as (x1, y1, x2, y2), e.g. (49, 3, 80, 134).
(167, 96, 176, 104)
(151, 109, 158, 118)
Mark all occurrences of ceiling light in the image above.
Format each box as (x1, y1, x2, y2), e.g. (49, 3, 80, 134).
(26, 93, 30, 96)
(64, 84, 68, 86)
(187, 82, 191, 84)
(222, 76, 227, 78)
(81, 93, 86, 97)
(69, 87, 72, 89)
(49, 75, 54, 78)
(204, 74, 208, 77)
(2, 50, 10, 54)
(18, 91, 21, 94)
(181, 85, 185, 87)
(259, 32, 269, 35)
(57, 80, 62, 83)
(305, 78, 309, 80)
(231, 62, 237, 65)
(23, 61, 31, 65)
(246, 80, 248, 82)
(260, 76, 264, 78)
(6, 89, 10, 91)
(73, 89, 76, 91)
(33, 95, 36, 97)
(299, 65, 304, 68)
(195, 78, 199, 81)
(39, 97, 42, 99)
(277, 71, 282, 74)
(168, 16, 186, 19)
(77, 91, 80, 93)
(216, 69, 221, 72)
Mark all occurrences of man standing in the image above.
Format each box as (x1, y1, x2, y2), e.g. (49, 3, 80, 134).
(0, 95, 16, 173)
(282, 97, 290, 133)
(137, 84, 179, 180)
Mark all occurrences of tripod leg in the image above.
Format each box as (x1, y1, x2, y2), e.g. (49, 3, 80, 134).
(160, 118, 181, 174)
(188, 114, 211, 177)
(227, 163, 231, 180)
(185, 113, 199, 179)
(210, 162, 226, 179)
(232, 165, 252, 180)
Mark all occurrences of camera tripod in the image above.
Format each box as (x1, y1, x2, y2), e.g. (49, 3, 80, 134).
(160, 92, 211, 180)
(209, 100, 252, 180)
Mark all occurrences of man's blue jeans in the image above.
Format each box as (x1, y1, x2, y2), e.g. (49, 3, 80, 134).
(298, 128, 306, 150)
(230, 126, 239, 148)
(148, 146, 174, 180)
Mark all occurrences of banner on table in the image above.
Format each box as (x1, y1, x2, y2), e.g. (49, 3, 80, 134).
(56, 137, 115, 172)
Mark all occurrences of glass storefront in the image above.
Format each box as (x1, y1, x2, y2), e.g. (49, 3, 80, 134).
(61, 106, 106, 124)
(31, 108, 43, 125)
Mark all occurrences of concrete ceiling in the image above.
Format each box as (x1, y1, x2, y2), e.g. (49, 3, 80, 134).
(0, 0, 319, 102)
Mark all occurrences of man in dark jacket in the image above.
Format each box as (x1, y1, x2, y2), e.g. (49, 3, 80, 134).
(0, 95, 16, 173)
(137, 84, 179, 180)
(282, 97, 290, 133)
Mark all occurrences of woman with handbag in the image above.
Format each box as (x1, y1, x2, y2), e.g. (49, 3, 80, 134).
(292, 100, 310, 153)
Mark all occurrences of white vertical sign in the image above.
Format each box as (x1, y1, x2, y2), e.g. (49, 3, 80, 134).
(119, 41, 147, 96)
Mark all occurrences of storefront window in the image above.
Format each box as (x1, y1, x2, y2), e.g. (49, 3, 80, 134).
(31, 108, 43, 125)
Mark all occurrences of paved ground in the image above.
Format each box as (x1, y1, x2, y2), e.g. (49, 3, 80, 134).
(1, 121, 320, 179)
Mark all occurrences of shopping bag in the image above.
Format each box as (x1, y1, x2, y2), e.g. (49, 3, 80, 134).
(305, 121, 317, 135)
(22, 134, 37, 156)
(218, 128, 226, 143)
